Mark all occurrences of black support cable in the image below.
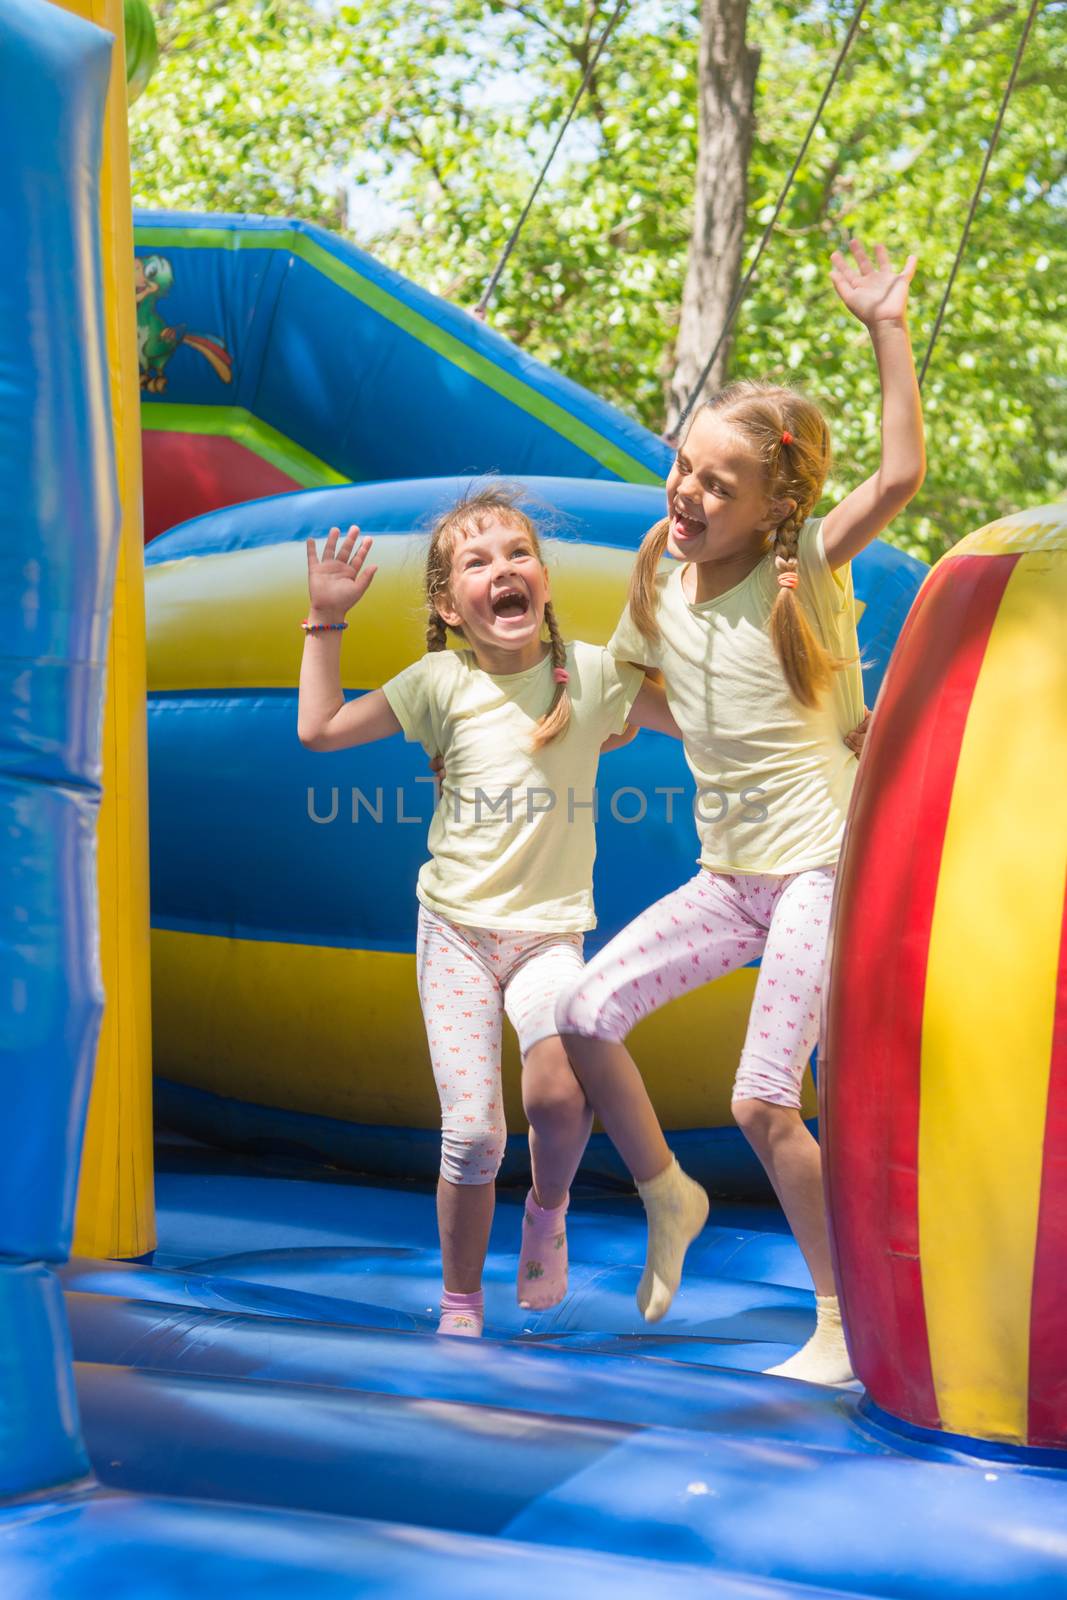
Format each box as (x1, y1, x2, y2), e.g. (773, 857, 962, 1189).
(917, 0, 1043, 389)
(476, 0, 629, 318)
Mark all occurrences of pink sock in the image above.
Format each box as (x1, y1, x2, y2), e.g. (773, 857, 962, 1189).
(438, 1289, 484, 1337)
(517, 1191, 569, 1310)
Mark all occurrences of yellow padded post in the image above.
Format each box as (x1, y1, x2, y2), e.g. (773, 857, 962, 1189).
(55, 0, 155, 1258)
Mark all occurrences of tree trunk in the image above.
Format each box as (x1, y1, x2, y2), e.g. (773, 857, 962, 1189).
(665, 0, 759, 437)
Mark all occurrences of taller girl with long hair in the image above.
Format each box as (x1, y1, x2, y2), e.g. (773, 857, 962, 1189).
(556, 240, 925, 1384)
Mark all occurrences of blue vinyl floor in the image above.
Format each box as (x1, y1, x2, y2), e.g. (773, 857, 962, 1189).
(4, 1137, 1067, 1598)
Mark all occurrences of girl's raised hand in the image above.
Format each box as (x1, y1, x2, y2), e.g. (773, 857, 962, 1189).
(306, 525, 378, 620)
(830, 240, 917, 327)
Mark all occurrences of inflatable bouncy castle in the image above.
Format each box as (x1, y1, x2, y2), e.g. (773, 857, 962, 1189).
(825, 502, 1067, 1455)
(2, 0, 1066, 1594)
(133, 211, 666, 539)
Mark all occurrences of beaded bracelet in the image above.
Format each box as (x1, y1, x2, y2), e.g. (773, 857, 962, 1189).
(301, 618, 348, 633)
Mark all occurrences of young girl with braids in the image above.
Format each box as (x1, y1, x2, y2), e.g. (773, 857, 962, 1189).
(556, 240, 924, 1384)
(298, 486, 680, 1336)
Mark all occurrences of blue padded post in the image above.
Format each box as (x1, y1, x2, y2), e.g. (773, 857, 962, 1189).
(0, 0, 118, 1497)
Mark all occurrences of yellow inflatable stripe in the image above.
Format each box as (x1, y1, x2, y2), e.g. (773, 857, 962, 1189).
(919, 549, 1067, 1441)
(60, 0, 155, 1259)
(152, 930, 789, 1132)
(949, 504, 1067, 560)
(147, 538, 638, 692)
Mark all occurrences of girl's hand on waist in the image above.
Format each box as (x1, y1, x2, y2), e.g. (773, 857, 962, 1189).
(844, 707, 871, 757)
(306, 525, 378, 621)
(830, 240, 916, 329)
(601, 723, 639, 754)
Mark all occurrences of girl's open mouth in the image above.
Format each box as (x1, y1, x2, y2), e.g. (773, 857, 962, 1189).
(490, 589, 530, 617)
(672, 508, 705, 539)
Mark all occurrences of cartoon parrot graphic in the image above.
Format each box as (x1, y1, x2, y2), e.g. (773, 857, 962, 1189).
(135, 254, 233, 392)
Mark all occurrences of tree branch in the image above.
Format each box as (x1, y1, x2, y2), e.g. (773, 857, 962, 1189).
(959, 4, 1021, 37)
(495, 0, 572, 50)
(393, 118, 455, 199)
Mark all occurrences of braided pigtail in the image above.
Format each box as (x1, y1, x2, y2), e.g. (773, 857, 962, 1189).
(426, 609, 449, 652)
(768, 501, 835, 709)
(685, 384, 851, 708)
(424, 500, 468, 651)
(627, 518, 671, 643)
(529, 600, 572, 752)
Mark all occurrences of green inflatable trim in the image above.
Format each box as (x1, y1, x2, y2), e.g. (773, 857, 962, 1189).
(133, 224, 662, 486)
(141, 403, 351, 489)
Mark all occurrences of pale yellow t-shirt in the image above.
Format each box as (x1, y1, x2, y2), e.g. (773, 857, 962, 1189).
(382, 641, 643, 933)
(608, 518, 864, 875)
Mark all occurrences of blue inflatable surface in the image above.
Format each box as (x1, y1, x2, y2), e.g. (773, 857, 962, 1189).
(38, 1139, 1067, 1598)
(136, 210, 672, 489)
(0, 0, 116, 1505)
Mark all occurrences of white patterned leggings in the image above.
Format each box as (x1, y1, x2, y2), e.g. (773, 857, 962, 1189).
(554, 866, 836, 1109)
(416, 906, 586, 1185)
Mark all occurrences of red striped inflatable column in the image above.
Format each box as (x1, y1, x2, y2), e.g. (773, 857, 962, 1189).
(822, 503, 1067, 1451)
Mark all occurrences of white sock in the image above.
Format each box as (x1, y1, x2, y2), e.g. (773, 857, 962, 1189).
(634, 1157, 709, 1322)
(764, 1294, 855, 1385)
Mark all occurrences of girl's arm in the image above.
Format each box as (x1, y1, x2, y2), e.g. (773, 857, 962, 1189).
(821, 241, 926, 572)
(602, 672, 870, 755)
(600, 672, 680, 753)
(622, 674, 682, 739)
(297, 525, 402, 752)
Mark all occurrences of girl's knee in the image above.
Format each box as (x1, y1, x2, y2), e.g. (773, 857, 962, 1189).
(732, 1095, 800, 1150)
(440, 1124, 507, 1186)
(524, 1060, 588, 1127)
(733, 1053, 804, 1119)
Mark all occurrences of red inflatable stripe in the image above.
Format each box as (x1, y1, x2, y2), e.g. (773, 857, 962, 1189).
(1028, 877, 1067, 1448)
(143, 431, 300, 541)
(823, 552, 1017, 1427)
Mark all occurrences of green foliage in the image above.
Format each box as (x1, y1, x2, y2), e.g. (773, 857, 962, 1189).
(130, 0, 364, 225)
(737, 1, 1067, 559)
(131, 0, 1067, 560)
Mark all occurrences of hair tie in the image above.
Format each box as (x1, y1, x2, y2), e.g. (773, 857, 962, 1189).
(781, 431, 794, 446)
(552, 667, 570, 685)
(777, 571, 799, 591)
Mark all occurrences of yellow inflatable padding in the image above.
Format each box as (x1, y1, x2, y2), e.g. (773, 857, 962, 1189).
(60, 0, 154, 1260)
(153, 932, 817, 1132)
(949, 502, 1067, 559)
(919, 544, 1067, 1442)
(147, 536, 638, 692)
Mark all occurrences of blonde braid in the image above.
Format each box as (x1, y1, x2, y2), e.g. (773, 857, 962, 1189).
(768, 502, 835, 708)
(529, 600, 572, 751)
(426, 609, 450, 652)
(425, 514, 459, 653)
(685, 384, 846, 708)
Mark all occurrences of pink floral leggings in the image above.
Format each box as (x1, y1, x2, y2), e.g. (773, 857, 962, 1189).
(555, 866, 836, 1109)
(416, 906, 585, 1185)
